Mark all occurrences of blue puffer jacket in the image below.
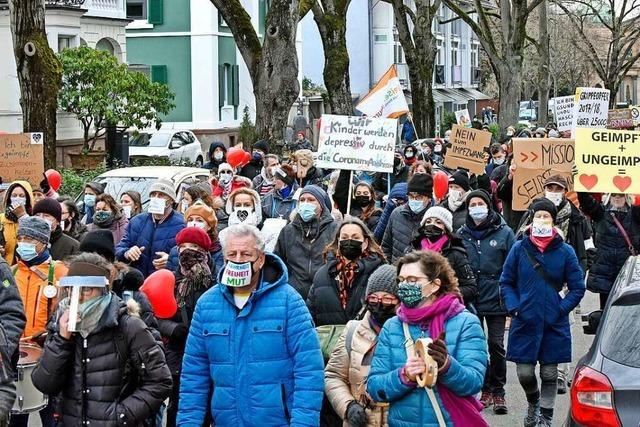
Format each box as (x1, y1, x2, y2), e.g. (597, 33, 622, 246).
(500, 234, 585, 364)
(115, 211, 185, 277)
(459, 212, 516, 315)
(177, 254, 325, 427)
(367, 311, 487, 427)
(374, 182, 407, 242)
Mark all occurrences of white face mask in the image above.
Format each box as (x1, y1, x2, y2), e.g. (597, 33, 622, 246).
(219, 173, 232, 185)
(60, 220, 66, 231)
(122, 205, 132, 219)
(531, 218, 554, 237)
(148, 197, 167, 215)
(493, 156, 505, 166)
(448, 189, 465, 210)
(545, 191, 564, 207)
(434, 145, 442, 153)
(214, 151, 224, 161)
(181, 200, 190, 213)
(229, 208, 257, 226)
(187, 220, 207, 230)
(11, 197, 26, 208)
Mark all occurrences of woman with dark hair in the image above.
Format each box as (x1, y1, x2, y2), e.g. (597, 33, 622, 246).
(59, 199, 87, 242)
(367, 250, 488, 426)
(333, 171, 382, 232)
(86, 193, 129, 245)
(307, 218, 386, 326)
(408, 160, 432, 181)
(1, 181, 34, 264)
(179, 184, 215, 213)
(120, 190, 142, 219)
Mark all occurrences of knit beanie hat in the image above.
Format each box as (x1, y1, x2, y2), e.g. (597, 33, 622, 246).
(33, 198, 62, 222)
(123, 190, 142, 207)
(300, 185, 332, 212)
(253, 140, 270, 154)
(184, 201, 217, 229)
(17, 216, 51, 244)
(85, 182, 104, 195)
(149, 179, 177, 201)
(529, 197, 558, 223)
(421, 206, 453, 233)
(176, 227, 212, 251)
(79, 229, 116, 262)
(465, 189, 492, 210)
(449, 170, 470, 192)
(273, 164, 296, 186)
(366, 264, 399, 298)
(407, 173, 434, 197)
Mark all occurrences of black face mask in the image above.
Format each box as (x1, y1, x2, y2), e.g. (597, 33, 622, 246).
(339, 239, 364, 261)
(353, 195, 370, 208)
(423, 224, 445, 242)
(394, 157, 402, 168)
(367, 302, 397, 325)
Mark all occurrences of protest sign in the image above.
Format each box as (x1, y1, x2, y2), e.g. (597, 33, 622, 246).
(455, 109, 472, 128)
(574, 127, 640, 194)
(512, 138, 575, 210)
(315, 115, 396, 173)
(571, 87, 610, 135)
(553, 95, 575, 132)
(608, 109, 634, 129)
(630, 105, 640, 126)
(443, 125, 491, 175)
(0, 133, 44, 186)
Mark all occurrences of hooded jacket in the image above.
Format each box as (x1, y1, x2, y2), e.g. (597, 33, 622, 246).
(1, 180, 34, 265)
(32, 295, 172, 426)
(203, 141, 227, 170)
(218, 189, 264, 246)
(212, 175, 253, 200)
(261, 181, 301, 221)
(177, 254, 324, 426)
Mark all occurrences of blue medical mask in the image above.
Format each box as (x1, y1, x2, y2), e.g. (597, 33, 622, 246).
(298, 202, 317, 222)
(84, 194, 96, 208)
(469, 205, 489, 222)
(408, 199, 425, 214)
(16, 242, 39, 261)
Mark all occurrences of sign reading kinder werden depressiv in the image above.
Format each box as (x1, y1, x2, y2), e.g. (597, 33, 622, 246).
(315, 115, 397, 173)
(512, 138, 575, 211)
(571, 87, 610, 136)
(0, 133, 44, 187)
(443, 125, 492, 175)
(574, 128, 640, 194)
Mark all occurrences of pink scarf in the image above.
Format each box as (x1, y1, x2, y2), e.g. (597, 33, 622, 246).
(420, 235, 449, 253)
(397, 294, 488, 427)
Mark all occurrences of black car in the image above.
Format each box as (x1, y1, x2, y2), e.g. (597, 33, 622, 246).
(567, 256, 640, 427)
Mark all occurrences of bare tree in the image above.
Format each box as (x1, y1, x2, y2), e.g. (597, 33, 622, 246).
(211, 0, 301, 144)
(536, 0, 550, 125)
(9, 0, 62, 169)
(554, 0, 640, 107)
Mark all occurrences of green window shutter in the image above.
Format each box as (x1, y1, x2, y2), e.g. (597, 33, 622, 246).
(150, 65, 167, 85)
(219, 65, 225, 107)
(232, 65, 239, 106)
(148, 0, 164, 25)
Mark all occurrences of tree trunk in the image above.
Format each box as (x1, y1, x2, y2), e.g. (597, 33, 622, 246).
(537, 0, 550, 126)
(9, 0, 62, 170)
(497, 57, 523, 133)
(605, 80, 620, 109)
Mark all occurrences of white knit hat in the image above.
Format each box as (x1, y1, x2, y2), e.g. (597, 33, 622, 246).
(421, 206, 453, 233)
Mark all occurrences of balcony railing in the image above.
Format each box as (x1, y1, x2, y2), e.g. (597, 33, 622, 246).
(451, 65, 462, 84)
(44, 0, 86, 5)
(83, 0, 126, 19)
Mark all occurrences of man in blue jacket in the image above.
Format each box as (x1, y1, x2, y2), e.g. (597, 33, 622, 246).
(178, 224, 324, 426)
(115, 180, 185, 277)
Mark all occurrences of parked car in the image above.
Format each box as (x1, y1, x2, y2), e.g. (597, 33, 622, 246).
(566, 255, 640, 427)
(128, 130, 204, 166)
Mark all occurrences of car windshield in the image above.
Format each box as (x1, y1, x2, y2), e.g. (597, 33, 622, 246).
(94, 177, 156, 206)
(600, 298, 640, 368)
(129, 133, 171, 148)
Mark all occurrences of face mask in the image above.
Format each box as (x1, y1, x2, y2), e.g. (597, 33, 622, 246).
(434, 145, 442, 153)
(122, 205, 132, 219)
(221, 260, 254, 288)
(11, 197, 26, 208)
(252, 151, 263, 162)
(229, 208, 257, 226)
(408, 199, 425, 214)
(60, 220, 66, 231)
(181, 200, 190, 212)
(339, 239, 364, 261)
(84, 194, 96, 208)
(423, 224, 445, 241)
(367, 302, 396, 325)
(545, 191, 564, 207)
(214, 151, 224, 161)
(93, 210, 114, 226)
(298, 202, 317, 223)
(354, 195, 370, 207)
(16, 242, 39, 261)
(397, 281, 439, 308)
(469, 205, 489, 222)
(148, 197, 167, 215)
(531, 218, 554, 237)
(448, 190, 465, 209)
(405, 151, 414, 158)
(179, 248, 208, 271)
(187, 220, 208, 230)
(219, 173, 232, 185)
(493, 156, 505, 166)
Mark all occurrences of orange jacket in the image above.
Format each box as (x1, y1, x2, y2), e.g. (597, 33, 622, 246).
(14, 259, 67, 338)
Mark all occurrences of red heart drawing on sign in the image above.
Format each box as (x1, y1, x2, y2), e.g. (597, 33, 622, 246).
(579, 174, 598, 190)
(613, 176, 632, 192)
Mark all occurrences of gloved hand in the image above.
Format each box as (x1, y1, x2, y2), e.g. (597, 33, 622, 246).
(39, 173, 51, 194)
(586, 248, 597, 271)
(345, 400, 366, 427)
(427, 331, 448, 369)
(172, 324, 189, 342)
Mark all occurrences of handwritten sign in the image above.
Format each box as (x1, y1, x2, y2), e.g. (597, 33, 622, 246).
(574, 128, 640, 194)
(443, 125, 491, 175)
(608, 109, 634, 129)
(553, 95, 575, 132)
(0, 133, 45, 186)
(315, 115, 396, 173)
(455, 109, 472, 128)
(571, 87, 610, 136)
(512, 138, 575, 210)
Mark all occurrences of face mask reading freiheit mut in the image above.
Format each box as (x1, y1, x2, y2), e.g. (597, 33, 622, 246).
(221, 261, 253, 287)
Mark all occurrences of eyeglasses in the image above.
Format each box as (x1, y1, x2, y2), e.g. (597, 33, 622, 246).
(366, 295, 399, 305)
(397, 275, 430, 284)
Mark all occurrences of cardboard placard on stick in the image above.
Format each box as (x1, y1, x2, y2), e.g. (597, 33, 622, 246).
(608, 109, 634, 129)
(512, 138, 575, 211)
(571, 87, 610, 136)
(0, 133, 44, 187)
(553, 95, 575, 132)
(443, 125, 491, 175)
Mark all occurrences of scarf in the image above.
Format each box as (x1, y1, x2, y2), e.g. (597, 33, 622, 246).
(58, 293, 112, 338)
(555, 201, 572, 238)
(178, 249, 212, 306)
(465, 211, 498, 240)
(529, 228, 556, 253)
(280, 184, 293, 199)
(397, 294, 488, 427)
(24, 249, 51, 267)
(420, 235, 449, 253)
(335, 257, 359, 310)
(4, 206, 19, 223)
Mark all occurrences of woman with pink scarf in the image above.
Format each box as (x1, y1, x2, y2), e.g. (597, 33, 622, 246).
(367, 250, 488, 426)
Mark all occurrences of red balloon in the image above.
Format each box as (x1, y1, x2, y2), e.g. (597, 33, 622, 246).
(140, 269, 177, 319)
(44, 169, 62, 191)
(433, 171, 449, 200)
(634, 195, 640, 206)
(227, 146, 250, 169)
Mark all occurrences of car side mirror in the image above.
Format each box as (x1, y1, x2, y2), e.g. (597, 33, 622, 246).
(582, 310, 603, 335)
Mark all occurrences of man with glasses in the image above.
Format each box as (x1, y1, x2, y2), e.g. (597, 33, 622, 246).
(178, 224, 324, 426)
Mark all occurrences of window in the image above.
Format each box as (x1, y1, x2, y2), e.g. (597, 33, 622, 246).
(223, 64, 231, 106)
(471, 43, 479, 68)
(451, 41, 459, 66)
(219, 63, 239, 108)
(58, 35, 73, 52)
(374, 34, 388, 43)
(127, 0, 147, 20)
(437, 5, 446, 33)
(129, 64, 151, 79)
(393, 33, 404, 64)
(436, 39, 443, 66)
(451, 18, 460, 36)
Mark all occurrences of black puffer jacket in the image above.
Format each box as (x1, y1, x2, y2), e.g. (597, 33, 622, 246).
(32, 295, 172, 427)
(333, 169, 383, 232)
(49, 227, 80, 261)
(0, 258, 26, 402)
(306, 255, 384, 326)
(382, 204, 428, 262)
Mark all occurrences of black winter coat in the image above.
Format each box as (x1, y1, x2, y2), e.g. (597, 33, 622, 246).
(239, 159, 263, 180)
(49, 226, 80, 261)
(382, 204, 428, 262)
(32, 296, 172, 427)
(373, 166, 409, 198)
(0, 258, 25, 391)
(333, 169, 383, 232)
(300, 166, 327, 189)
(306, 255, 384, 326)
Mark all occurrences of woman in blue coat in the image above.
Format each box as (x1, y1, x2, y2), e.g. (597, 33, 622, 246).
(500, 198, 585, 427)
(367, 250, 488, 427)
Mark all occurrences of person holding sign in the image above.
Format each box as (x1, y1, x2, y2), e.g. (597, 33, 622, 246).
(178, 224, 324, 426)
(500, 199, 585, 427)
(333, 170, 382, 232)
(1, 181, 35, 265)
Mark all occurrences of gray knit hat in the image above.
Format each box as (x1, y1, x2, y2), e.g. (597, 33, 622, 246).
(17, 216, 51, 244)
(421, 206, 453, 233)
(366, 264, 399, 298)
(149, 179, 177, 201)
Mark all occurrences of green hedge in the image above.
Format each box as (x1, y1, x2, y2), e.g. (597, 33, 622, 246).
(58, 166, 107, 199)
